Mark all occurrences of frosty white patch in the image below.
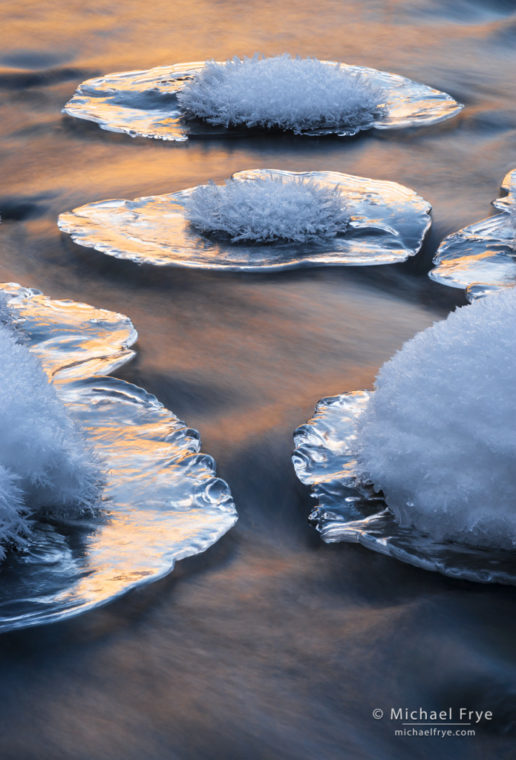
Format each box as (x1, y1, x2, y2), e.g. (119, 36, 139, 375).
(177, 55, 386, 134)
(185, 175, 352, 243)
(0, 321, 101, 561)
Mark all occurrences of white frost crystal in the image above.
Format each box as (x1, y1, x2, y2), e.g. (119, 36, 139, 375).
(357, 288, 516, 549)
(177, 54, 385, 133)
(185, 175, 350, 243)
(0, 323, 101, 559)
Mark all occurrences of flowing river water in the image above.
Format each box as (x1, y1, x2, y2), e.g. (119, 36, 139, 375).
(0, 1, 515, 758)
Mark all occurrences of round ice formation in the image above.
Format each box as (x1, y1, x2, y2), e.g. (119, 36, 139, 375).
(0, 283, 237, 631)
(0, 323, 101, 559)
(185, 175, 351, 243)
(357, 288, 516, 549)
(63, 60, 462, 142)
(429, 169, 516, 301)
(177, 55, 385, 133)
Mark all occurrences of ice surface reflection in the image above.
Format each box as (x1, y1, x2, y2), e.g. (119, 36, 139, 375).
(63, 59, 462, 141)
(430, 168, 516, 300)
(0, 283, 237, 631)
(58, 169, 431, 270)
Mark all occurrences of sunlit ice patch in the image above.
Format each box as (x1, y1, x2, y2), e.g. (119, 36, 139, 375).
(58, 169, 432, 271)
(62, 55, 463, 141)
(430, 168, 516, 301)
(0, 283, 237, 632)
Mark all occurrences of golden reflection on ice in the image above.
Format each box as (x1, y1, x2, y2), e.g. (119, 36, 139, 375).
(430, 168, 516, 299)
(62, 59, 462, 141)
(58, 169, 431, 270)
(0, 284, 237, 632)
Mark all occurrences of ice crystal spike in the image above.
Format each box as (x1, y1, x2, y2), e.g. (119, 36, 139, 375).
(58, 170, 431, 271)
(63, 58, 463, 141)
(429, 168, 516, 301)
(0, 283, 237, 632)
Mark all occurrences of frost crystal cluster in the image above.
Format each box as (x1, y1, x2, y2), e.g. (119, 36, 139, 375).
(357, 288, 516, 549)
(177, 55, 385, 133)
(185, 175, 350, 243)
(0, 324, 101, 559)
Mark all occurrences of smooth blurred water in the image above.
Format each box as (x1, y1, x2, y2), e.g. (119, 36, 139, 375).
(0, 1, 515, 758)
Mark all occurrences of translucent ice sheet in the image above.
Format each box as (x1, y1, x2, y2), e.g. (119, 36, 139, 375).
(0, 283, 237, 631)
(430, 168, 516, 301)
(58, 169, 431, 271)
(63, 60, 462, 141)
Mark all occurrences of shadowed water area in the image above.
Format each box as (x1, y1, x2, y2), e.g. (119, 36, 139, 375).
(1, 1, 516, 758)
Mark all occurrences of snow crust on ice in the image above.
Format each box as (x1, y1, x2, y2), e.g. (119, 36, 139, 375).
(0, 324, 101, 559)
(185, 175, 350, 243)
(357, 288, 516, 549)
(177, 55, 385, 133)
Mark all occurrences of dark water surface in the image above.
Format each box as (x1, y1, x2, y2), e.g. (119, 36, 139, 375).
(1, 1, 516, 758)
